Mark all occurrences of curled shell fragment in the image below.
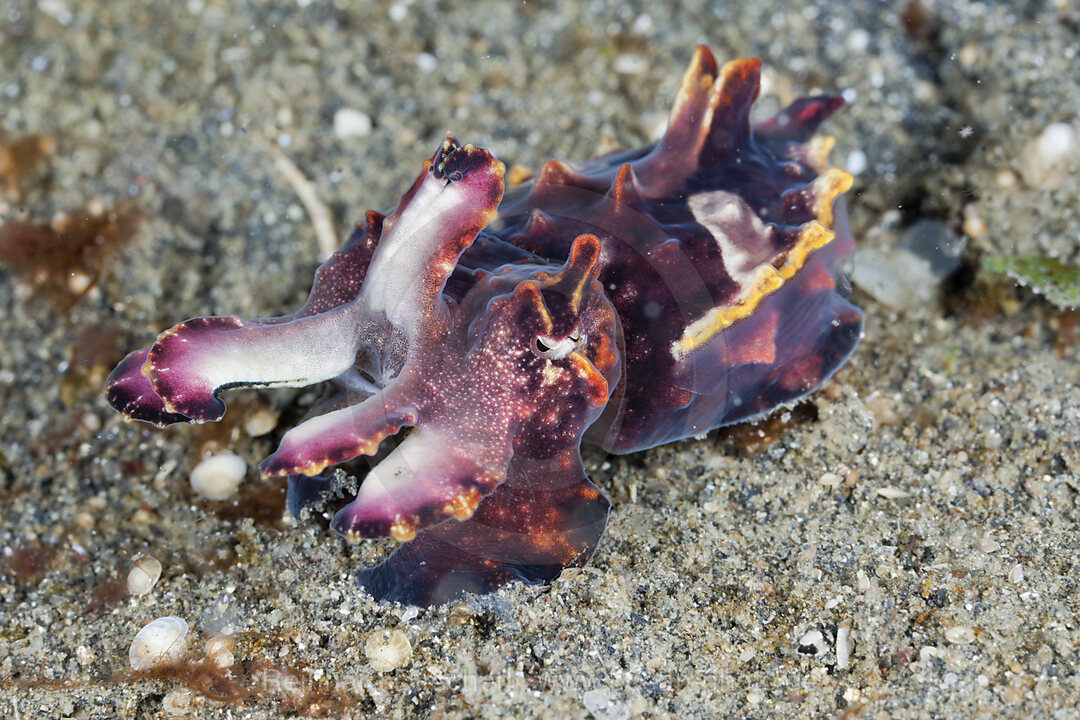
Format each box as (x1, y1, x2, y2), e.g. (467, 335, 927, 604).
(127, 555, 162, 597)
(129, 616, 189, 670)
(365, 628, 412, 672)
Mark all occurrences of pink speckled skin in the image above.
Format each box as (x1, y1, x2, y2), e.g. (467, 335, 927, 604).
(106, 47, 861, 606)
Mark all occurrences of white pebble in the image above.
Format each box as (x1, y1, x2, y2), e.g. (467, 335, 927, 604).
(836, 617, 854, 669)
(845, 149, 868, 176)
(819, 472, 842, 487)
(847, 28, 871, 52)
(127, 555, 163, 597)
(852, 220, 964, 310)
(415, 52, 437, 73)
(1037, 122, 1076, 157)
(641, 111, 669, 143)
(613, 53, 647, 75)
(129, 616, 189, 670)
(876, 486, 911, 499)
(243, 407, 278, 437)
(962, 205, 987, 239)
(189, 454, 246, 501)
(995, 168, 1018, 188)
(333, 108, 372, 140)
(796, 629, 830, 656)
(944, 625, 976, 645)
(68, 272, 93, 296)
(1019, 122, 1078, 190)
(582, 686, 629, 720)
(1008, 564, 1024, 584)
(958, 44, 979, 68)
(365, 628, 411, 671)
(974, 536, 1000, 553)
(37, 0, 72, 25)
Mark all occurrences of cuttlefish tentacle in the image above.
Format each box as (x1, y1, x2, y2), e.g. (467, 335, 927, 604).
(356, 134, 504, 339)
(104, 134, 505, 428)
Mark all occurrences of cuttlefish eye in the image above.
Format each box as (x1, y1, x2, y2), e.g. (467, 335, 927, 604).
(533, 330, 582, 360)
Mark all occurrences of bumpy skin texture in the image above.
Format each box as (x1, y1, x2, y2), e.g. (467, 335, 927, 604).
(105, 46, 862, 607)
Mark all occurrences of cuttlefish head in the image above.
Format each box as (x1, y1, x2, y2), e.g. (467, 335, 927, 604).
(464, 234, 620, 447)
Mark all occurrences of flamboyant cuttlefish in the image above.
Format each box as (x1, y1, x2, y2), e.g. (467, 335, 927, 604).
(106, 46, 863, 607)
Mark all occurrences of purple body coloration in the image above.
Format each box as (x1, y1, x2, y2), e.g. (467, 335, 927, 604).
(106, 47, 862, 606)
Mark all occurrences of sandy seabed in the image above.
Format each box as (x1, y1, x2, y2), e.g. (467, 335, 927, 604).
(1, 1, 1078, 718)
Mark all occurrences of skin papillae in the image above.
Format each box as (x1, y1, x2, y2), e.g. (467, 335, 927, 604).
(105, 46, 862, 607)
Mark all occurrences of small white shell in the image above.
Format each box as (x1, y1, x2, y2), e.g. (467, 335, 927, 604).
(365, 628, 411, 672)
(835, 617, 854, 669)
(974, 536, 1000, 553)
(162, 687, 195, 717)
(127, 555, 163, 597)
(1008, 564, 1025, 584)
(243, 407, 278, 437)
(205, 634, 235, 668)
(75, 645, 96, 667)
(129, 616, 189, 670)
(333, 108, 373, 140)
(189, 454, 246, 501)
(818, 472, 842, 487)
(944, 625, 976, 645)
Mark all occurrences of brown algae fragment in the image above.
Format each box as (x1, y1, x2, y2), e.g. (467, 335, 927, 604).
(0, 132, 55, 198)
(0, 205, 142, 304)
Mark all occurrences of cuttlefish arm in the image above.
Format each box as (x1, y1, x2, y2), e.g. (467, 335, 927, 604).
(104, 135, 505, 426)
(143, 308, 366, 422)
(258, 388, 418, 479)
(103, 213, 385, 427)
